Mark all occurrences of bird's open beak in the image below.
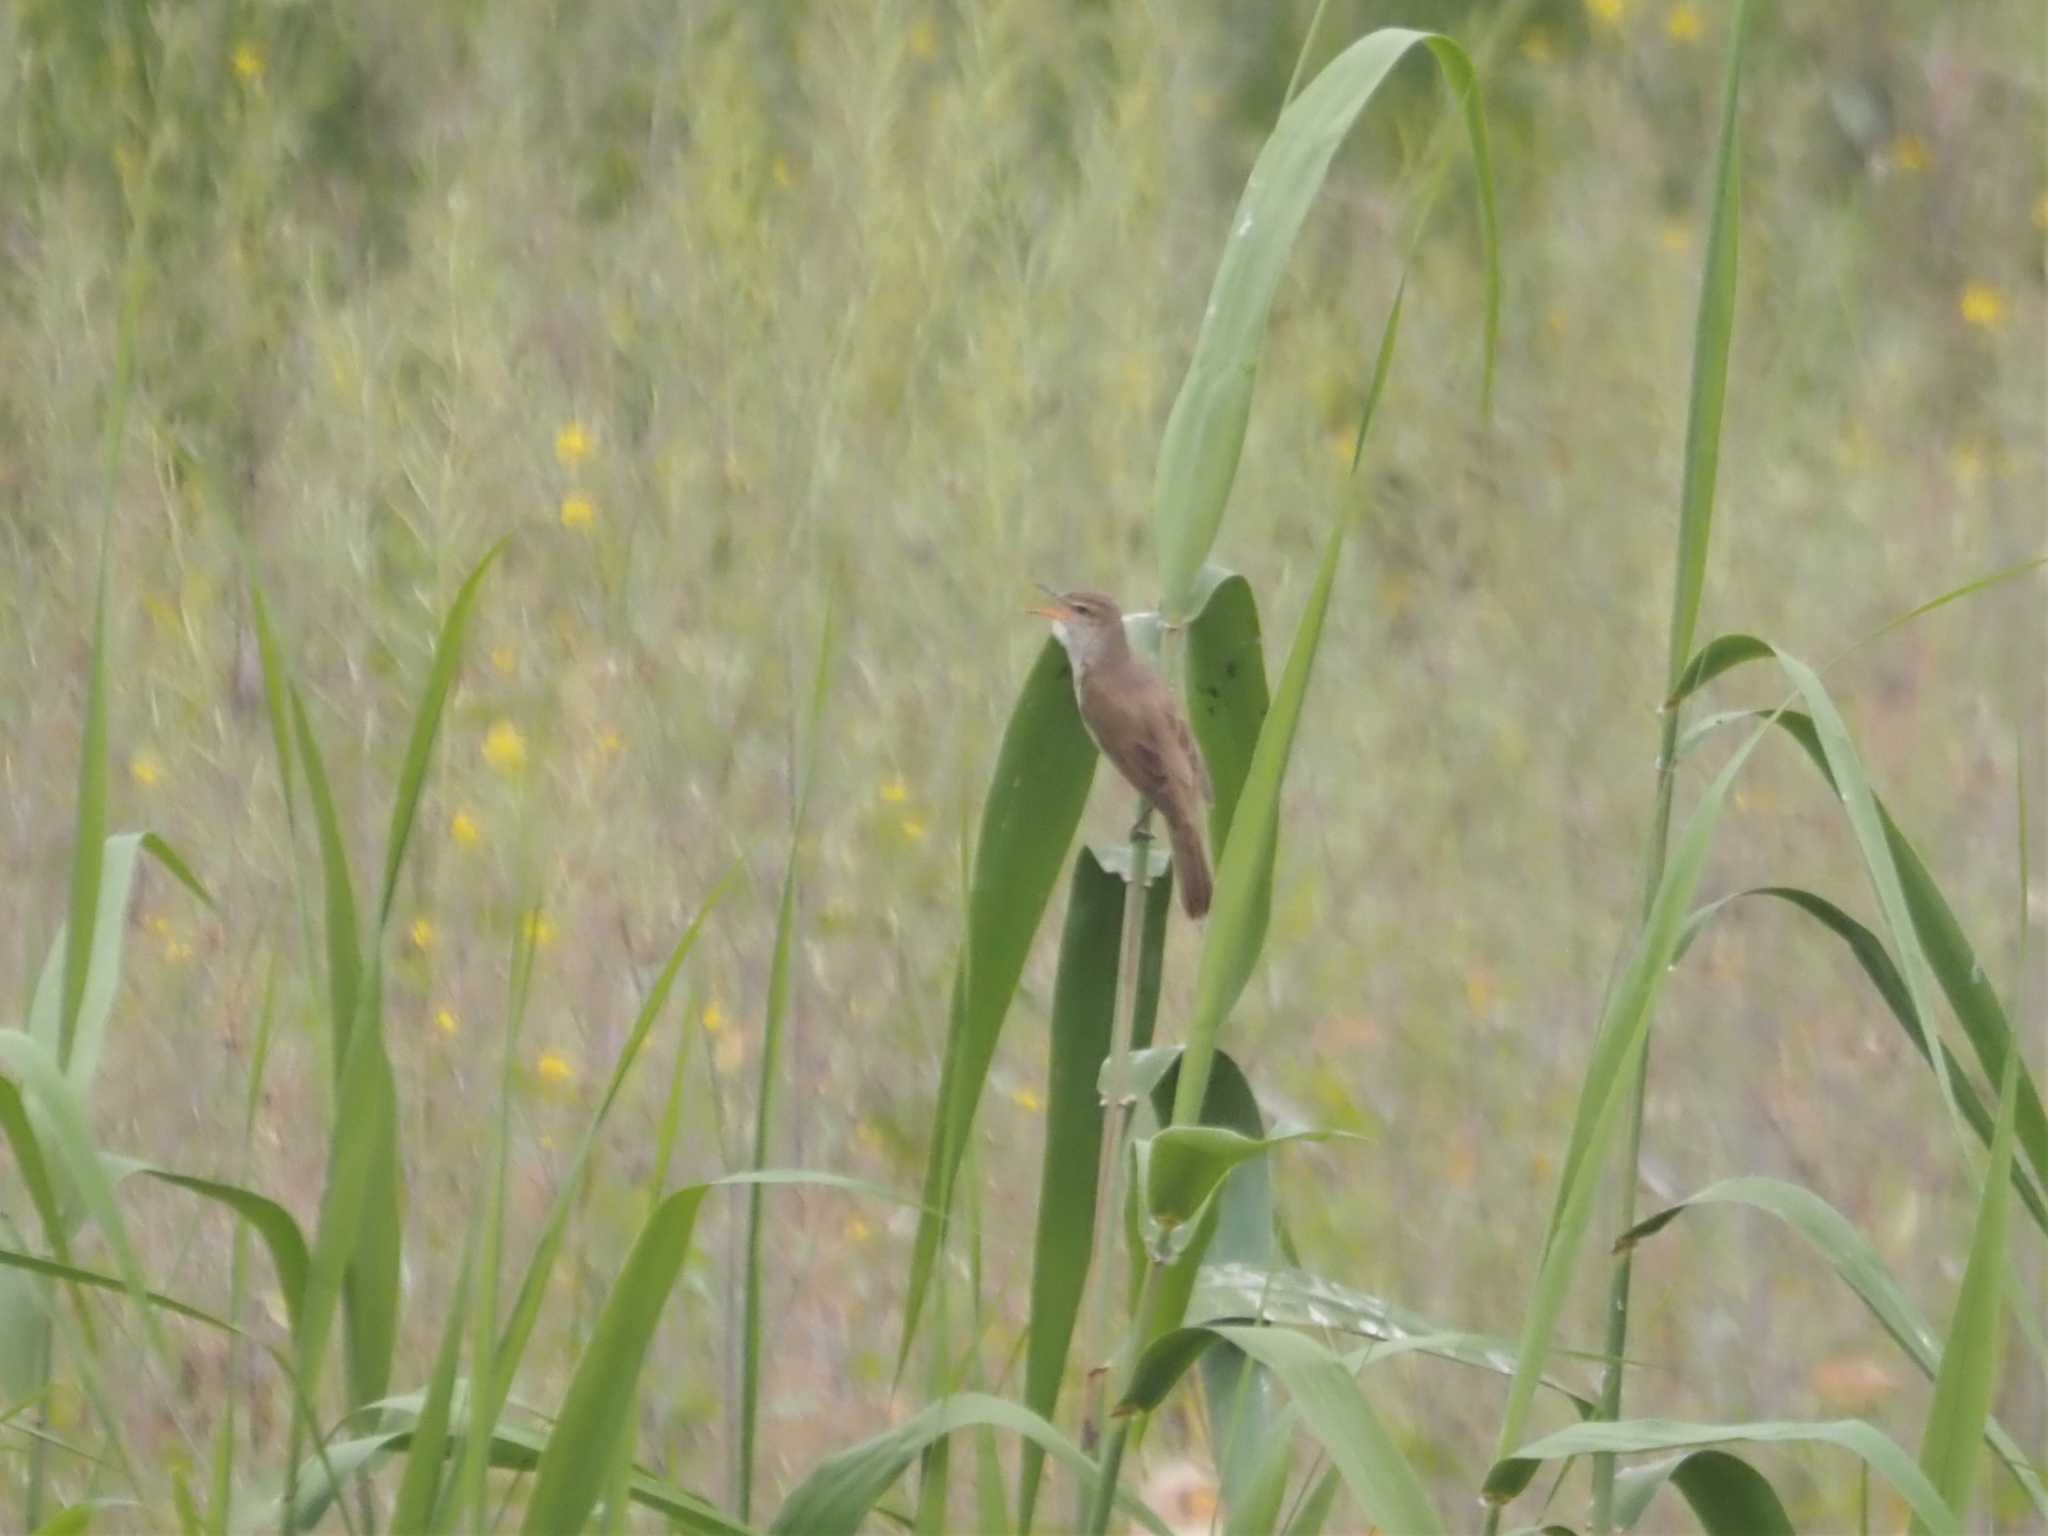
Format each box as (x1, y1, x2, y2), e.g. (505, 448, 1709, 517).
(1027, 584, 1072, 622)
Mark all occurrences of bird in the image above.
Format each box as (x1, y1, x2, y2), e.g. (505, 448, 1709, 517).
(1029, 588, 1213, 919)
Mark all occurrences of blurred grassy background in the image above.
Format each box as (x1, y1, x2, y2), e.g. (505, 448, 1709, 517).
(1, 0, 2042, 1524)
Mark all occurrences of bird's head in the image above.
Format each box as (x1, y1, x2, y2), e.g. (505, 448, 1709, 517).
(1027, 586, 1126, 667)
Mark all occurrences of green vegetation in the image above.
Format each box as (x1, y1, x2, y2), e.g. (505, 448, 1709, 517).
(0, 0, 2041, 1531)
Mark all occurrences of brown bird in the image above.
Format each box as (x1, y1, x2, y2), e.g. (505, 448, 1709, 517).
(1029, 588, 1213, 918)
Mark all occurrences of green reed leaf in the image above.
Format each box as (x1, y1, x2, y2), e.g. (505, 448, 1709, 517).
(1153, 28, 1497, 618)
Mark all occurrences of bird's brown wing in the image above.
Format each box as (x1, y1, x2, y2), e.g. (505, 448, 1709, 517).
(1171, 709, 1213, 804)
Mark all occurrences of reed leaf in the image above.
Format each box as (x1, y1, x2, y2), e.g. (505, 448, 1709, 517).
(1017, 847, 1170, 1533)
(1915, 1056, 2020, 1532)
(1116, 1323, 1443, 1536)
(1617, 1176, 2044, 1516)
(1612, 1449, 1794, 1535)
(1153, 28, 1497, 619)
(1488, 719, 1773, 1488)
(769, 1393, 1172, 1536)
(388, 1240, 471, 1533)
(1486, 1419, 1959, 1536)
(899, 637, 1098, 1369)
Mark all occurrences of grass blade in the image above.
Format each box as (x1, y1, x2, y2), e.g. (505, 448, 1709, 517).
(899, 637, 1099, 1370)
(1153, 28, 1496, 618)
(522, 1185, 715, 1534)
(1488, 719, 1774, 1493)
(1915, 1056, 2020, 1531)
(1663, 0, 1748, 687)
(471, 873, 732, 1517)
(739, 603, 836, 1521)
(388, 1240, 472, 1533)
(55, 560, 110, 1071)
(525, 1171, 904, 1536)
(375, 540, 504, 925)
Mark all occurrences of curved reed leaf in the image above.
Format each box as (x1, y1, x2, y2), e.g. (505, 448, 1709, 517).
(1153, 28, 1498, 618)
(1612, 1449, 1793, 1534)
(770, 1393, 1171, 1536)
(899, 637, 1098, 1370)
(0, 1033, 162, 1365)
(1116, 1324, 1443, 1536)
(1140, 1125, 1344, 1234)
(108, 1163, 309, 1339)
(1680, 887, 2045, 1233)
(1916, 1058, 2020, 1532)
(1196, 1263, 1596, 1412)
(1617, 1176, 2045, 1517)
(1486, 1418, 1959, 1536)
(1667, 690, 2048, 1214)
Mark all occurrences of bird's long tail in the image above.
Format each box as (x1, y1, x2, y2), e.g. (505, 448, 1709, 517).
(1163, 804, 1212, 919)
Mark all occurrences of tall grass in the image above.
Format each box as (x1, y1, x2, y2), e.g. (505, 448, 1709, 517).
(1, 2, 2041, 1533)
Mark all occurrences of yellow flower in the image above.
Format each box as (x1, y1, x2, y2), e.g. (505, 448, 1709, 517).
(1888, 133, 1930, 173)
(1659, 220, 1692, 254)
(522, 911, 557, 948)
(846, 1215, 875, 1244)
(908, 19, 939, 60)
(1520, 28, 1556, 62)
(702, 1001, 728, 1034)
(771, 156, 796, 189)
(1585, 0, 1627, 27)
(435, 1007, 460, 1036)
(410, 918, 436, 952)
(129, 751, 162, 788)
(483, 719, 527, 772)
(1664, 3, 1702, 41)
(536, 1050, 576, 1087)
(231, 42, 264, 82)
(164, 937, 194, 965)
(597, 726, 624, 756)
(1011, 1087, 1044, 1114)
(450, 810, 482, 846)
(490, 644, 517, 675)
(1465, 968, 1499, 1013)
(1951, 439, 1987, 486)
(1959, 283, 2006, 331)
(879, 775, 910, 804)
(554, 422, 592, 467)
(898, 816, 927, 843)
(2035, 193, 2048, 231)
(560, 494, 596, 530)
